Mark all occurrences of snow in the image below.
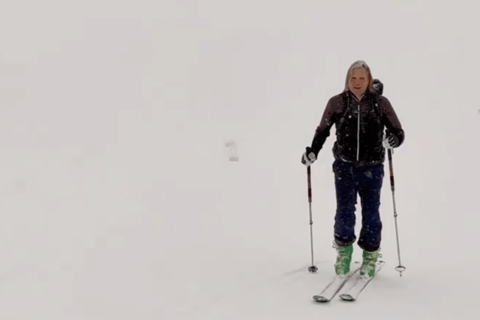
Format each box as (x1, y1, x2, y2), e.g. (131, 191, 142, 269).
(0, 0, 479, 319)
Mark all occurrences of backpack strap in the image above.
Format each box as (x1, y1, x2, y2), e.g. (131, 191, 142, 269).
(341, 91, 352, 116)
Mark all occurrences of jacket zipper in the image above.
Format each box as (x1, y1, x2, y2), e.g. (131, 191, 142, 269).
(357, 104, 360, 161)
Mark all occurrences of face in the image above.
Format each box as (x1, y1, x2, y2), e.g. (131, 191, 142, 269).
(348, 67, 369, 97)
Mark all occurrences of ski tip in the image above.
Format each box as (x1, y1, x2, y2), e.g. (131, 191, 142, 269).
(313, 295, 330, 303)
(339, 294, 355, 301)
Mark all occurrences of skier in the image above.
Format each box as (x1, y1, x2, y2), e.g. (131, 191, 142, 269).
(302, 60, 404, 279)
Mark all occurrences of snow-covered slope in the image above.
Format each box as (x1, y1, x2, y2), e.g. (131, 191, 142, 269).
(0, 1, 478, 319)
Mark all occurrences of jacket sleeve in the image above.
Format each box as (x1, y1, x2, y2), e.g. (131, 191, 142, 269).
(380, 97, 405, 146)
(310, 97, 337, 156)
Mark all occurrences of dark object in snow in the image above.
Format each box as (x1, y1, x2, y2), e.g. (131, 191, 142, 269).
(225, 140, 239, 162)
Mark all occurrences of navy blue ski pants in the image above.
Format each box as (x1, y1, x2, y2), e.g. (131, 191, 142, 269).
(333, 159, 384, 252)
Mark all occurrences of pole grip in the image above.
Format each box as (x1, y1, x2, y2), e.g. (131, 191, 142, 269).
(307, 165, 312, 203)
(388, 149, 395, 192)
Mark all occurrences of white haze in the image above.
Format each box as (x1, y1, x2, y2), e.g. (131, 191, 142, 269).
(0, 0, 479, 319)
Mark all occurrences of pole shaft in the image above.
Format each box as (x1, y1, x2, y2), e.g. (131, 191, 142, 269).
(307, 166, 315, 266)
(388, 149, 404, 274)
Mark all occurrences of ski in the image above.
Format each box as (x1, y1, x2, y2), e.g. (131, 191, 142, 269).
(312, 261, 361, 303)
(339, 260, 385, 301)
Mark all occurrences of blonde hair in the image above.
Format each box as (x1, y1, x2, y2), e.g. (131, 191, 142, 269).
(344, 60, 374, 93)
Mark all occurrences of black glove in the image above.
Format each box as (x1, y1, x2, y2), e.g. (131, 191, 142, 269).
(383, 134, 399, 149)
(301, 147, 317, 166)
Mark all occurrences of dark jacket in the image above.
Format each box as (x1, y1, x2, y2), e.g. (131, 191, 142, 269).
(310, 89, 404, 165)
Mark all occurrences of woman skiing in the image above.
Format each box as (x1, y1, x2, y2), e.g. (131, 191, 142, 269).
(302, 60, 404, 278)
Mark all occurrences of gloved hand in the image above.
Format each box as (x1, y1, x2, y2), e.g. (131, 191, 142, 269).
(301, 147, 317, 166)
(383, 134, 399, 149)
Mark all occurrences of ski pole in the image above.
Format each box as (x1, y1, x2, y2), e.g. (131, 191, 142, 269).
(307, 162, 318, 273)
(387, 148, 406, 276)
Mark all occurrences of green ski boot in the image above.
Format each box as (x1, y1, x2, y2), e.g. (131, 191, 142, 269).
(360, 250, 381, 278)
(334, 244, 353, 277)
